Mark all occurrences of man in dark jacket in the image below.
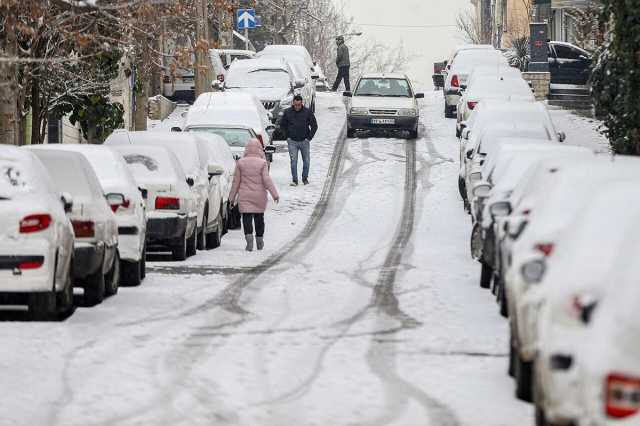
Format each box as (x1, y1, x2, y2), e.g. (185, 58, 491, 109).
(279, 94, 318, 186)
(332, 35, 350, 92)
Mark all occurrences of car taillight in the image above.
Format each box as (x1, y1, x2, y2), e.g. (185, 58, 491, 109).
(110, 199, 131, 213)
(534, 243, 554, 257)
(217, 74, 225, 83)
(606, 373, 640, 419)
(155, 196, 180, 210)
(467, 101, 478, 110)
(72, 220, 95, 238)
(451, 75, 460, 88)
(256, 134, 265, 147)
(19, 260, 43, 270)
(19, 214, 52, 233)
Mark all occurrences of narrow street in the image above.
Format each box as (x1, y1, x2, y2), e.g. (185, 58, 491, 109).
(2, 93, 536, 425)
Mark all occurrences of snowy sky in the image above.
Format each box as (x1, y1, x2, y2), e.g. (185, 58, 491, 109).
(337, 0, 473, 89)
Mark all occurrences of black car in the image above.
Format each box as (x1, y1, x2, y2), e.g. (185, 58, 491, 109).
(548, 42, 592, 85)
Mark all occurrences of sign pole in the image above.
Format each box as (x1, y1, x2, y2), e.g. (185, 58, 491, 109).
(245, 27, 249, 50)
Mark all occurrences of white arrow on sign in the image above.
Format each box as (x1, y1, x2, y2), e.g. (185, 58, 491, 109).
(238, 10, 256, 28)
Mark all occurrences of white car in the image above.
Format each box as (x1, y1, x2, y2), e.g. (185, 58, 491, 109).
(112, 145, 199, 261)
(256, 45, 318, 112)
(191, 132, 239, 233)
(187, 91, 275, 149)
(32, 145, 147, 286)
(224, 58, 305, 130)
(444, 48, 508, 118)
(344, 73, 424, 139)
(532, 181, 640, 425)
(29, 149, 120, 306)
(502, 158, 640, 403)
(456, 76, 535, 137)
(576, 260, 640, 426)
(105, 130, 222, 252)
(0, 146, 75, 319)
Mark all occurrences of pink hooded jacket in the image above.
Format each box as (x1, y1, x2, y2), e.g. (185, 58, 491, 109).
(229, 139, 279, 213)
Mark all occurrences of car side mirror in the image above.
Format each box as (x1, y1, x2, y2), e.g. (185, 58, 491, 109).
(138, 186, 148, 200)
(465, 149, 474, 160)
(415, 93, 424, 99)
(186, 177, 195, 187)
(60, 192, 73, 214)
(171, 126, 182, 132)
(343, 91, 352, 97)
(472, 181, 492, 198)
(580, 300, 598, 324)
(490, 201, 512, 217)
(106, 193, 125, 212)
(557, 131, 566, 143)
(211, 80, 224, 91)
(264, 145, 277, 154)
(460, 84, 467, 91)
(207, 164, 224, 178)
(294, 79, 305, 89)
(462, 129, 471, 140)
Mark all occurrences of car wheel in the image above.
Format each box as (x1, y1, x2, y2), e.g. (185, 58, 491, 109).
(480, 261, 492, 289)
(408, 129, 418, 139)
(187, 226, 197, 257)
(172, 231, 188, 261)
(535, 405, 549, 426)
(444, 104, 456, 119)
(197, 210, 207, 251)
(56, 261, 74, 316)
(515, 349, 534, 402)
(141, 243, 147, 278)
(458, 177, 467, 204)
(497, 275, 508, 318)
(508, 328, 516, 378)
(104, 250, 120, 297)
(206, 208, 223, 249)
(84, 264, 106, 306)
(29, 293, 55, 321)
(347, 127, 355, 138)
(311, 98, 316, 113)
(121, 258, 142, 286)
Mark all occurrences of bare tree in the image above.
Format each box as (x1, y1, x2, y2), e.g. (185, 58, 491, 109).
(456, 10, 482, 44)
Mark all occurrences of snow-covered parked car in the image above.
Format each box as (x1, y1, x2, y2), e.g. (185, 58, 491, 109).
(532, 181, 640, 425)
(0, 146, 75, 319)
(28, 148, 120, 306)
(344, 73, 424, 139)
(456, 75, 535, 137)
(444, 48, 508, 118)
(105, 130, 220, 253)
(186, 91, 276, 150)
(112, 145, 199, 261)
(502, 158, 640, 403)
(224, 57, 303, 123)
(576, 257, 640, 426)
(31, 145, 147, 286)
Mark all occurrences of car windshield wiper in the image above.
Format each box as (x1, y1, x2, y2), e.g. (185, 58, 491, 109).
(355, 93, 386, 97)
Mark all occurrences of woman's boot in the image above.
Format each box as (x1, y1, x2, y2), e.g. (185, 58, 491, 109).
(245, 234, 254, 252)
(256, 237, 264, 251)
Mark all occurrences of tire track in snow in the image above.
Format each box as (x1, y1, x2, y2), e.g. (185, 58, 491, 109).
(364, 137, 461, 426)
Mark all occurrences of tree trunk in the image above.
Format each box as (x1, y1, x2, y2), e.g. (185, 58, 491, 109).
(87, 123, 97, 144)
(31, 78, 42, 145)
(134, 82, 148, 131)
(0, 13, 19, 145)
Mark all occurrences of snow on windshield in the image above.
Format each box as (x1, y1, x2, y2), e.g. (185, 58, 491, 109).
(0, 161, 34, 198)
(354, 78, 412, 97)
(189, 128, 253, 148)
(478, 127, 551, 154)
(227, 69, 290, 89)
(122, 152, 177, 183)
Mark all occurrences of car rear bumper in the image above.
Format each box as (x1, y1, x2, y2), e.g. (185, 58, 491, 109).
(348, 115, 418, 131)
(445, 91, 461, 107)
(147, 215, 190, 246)
(73, 242, 105, 281)
(0, 240, 55, 293)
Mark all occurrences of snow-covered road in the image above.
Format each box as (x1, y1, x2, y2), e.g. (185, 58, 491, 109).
(6, 91, 609, 425)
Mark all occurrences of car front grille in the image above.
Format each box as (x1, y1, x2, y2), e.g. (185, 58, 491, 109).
(262, 101, 279, 111)
(369, 109, 398, 116)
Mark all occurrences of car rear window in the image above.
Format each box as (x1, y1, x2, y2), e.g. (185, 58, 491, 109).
(355, 78, 412, 97)
(122, 153, 176, 181)
(35, 153, 97, 198)
(0, 160, 35, 198)
(226, 68, 290, 89)
(190, 127, 254, 148)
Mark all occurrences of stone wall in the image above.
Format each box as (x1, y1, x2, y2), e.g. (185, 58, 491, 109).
(148, 95, 177, 121)
(522, 71, 550, 101)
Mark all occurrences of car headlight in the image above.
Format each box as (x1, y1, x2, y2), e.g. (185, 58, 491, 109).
(350, 107, 368, 116)
(398, 108, 417, 117)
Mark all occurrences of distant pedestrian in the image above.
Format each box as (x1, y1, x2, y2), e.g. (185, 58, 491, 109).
(332, 35, 351, 92)
(229, 139, 280, 252)
(279, 94, 318, 186)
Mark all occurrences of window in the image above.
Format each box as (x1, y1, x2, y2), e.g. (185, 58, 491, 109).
(553, 45, 583, 60)
(354, 78, 412, 97)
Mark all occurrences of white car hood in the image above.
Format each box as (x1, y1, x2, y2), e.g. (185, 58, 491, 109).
(226, 87, 288, 102)
(351, 96, 415, 109)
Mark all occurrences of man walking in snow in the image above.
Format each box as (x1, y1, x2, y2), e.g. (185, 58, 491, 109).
(332, 35, 351, 92)
(279, 94, 318, 186)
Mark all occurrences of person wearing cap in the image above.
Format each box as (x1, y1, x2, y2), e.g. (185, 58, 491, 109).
(278, 94, 318, 186)
(332, 35, 351, 92)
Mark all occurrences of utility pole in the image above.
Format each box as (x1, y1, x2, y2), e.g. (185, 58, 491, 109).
(194, 0, 211, 97)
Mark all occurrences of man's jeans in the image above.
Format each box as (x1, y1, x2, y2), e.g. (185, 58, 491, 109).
(287, 139, 310, 183)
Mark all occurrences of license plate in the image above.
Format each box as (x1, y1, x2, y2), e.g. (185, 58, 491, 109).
(371, 118, 395, 124)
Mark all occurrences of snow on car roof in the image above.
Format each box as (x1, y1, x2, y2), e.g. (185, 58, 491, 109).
(27, 148, 104, 200)
(468, 101, 553, 134)
(467, 76, 534, 99)
(111, 145, 188, 189)
(228, 57, 289, 72)
(186, 106, 262, 130)
(360, 72, 409, 80)
(192, 90, 262, 109)
(451, 50, 508, 71)
(482, 139, 555, 178)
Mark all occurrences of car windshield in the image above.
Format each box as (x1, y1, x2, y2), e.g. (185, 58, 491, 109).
(122, 153, 176, 182)
(227, 69, 290, 89)
(354, 78, 412, 97)
(478, 128, 551, 155)
(189, 128, 254, 148)
(0, 160, 35, 199)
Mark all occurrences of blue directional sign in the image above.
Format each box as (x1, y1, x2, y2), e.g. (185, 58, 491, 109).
(237, 8, 257, 30)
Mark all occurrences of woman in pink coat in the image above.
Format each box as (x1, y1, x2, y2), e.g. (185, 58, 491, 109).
(229, 139, 280, 251)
